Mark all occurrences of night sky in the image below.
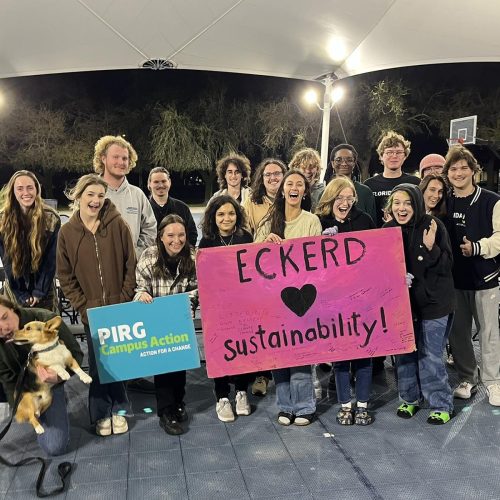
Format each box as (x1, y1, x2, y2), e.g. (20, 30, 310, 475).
(0, 62, 499, 201)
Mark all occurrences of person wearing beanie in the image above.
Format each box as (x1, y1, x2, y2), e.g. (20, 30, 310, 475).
(383, 183, 455, 424)
(443, 145, 500, 407)
(419, 154, 446, 178)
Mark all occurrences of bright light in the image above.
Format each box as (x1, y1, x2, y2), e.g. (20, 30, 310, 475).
(304, 89, 319, 105)
(0, 91, 5, 109)
(327, 37, 346, 62)
(331, 86, 344, 104)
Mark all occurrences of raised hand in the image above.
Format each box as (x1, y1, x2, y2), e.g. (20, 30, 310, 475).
(423, 219, 437, 251)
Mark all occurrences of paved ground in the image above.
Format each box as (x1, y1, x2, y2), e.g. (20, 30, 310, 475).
(1, 340, 499, 500)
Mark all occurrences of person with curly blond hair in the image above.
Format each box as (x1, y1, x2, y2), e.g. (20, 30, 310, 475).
(364, 131, 419, 228)
(0, 170, 60, 311)
(289, 148, 325, 211)
(93, 135, 156, 258)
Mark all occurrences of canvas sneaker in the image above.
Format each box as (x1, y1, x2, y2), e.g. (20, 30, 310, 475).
(235, 391, 251, 416)
(486, 384, 500, 406)
(251, 376, 269, 396)
(112, 415, 128, 434)
(294, 414, 314, 426)
(96, 417, 112, 436)
(216, 398, 235, 422)
(453, 382, 477, 399)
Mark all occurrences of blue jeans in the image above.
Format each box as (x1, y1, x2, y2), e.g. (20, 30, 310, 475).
(38, 383, 70, 456)
(85, 325, 130, 424)
(334, 358, 372, 404)
(396, 315, 453, 413)
(273, 365, 315, 416)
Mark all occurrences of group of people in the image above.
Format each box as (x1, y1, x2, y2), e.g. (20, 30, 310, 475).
(0, 130, 498, 457)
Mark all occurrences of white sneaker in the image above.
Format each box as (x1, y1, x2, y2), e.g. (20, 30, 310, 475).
(112, 415, 128, 434)
(96, 417, 112, 436)
(453, 382, 477, 399)
(216, 398, 235, 422)
(486, 384, 500, 406)
(235, 391, 251, 416)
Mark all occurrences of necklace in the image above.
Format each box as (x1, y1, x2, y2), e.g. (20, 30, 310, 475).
(219, 232, 234, 246)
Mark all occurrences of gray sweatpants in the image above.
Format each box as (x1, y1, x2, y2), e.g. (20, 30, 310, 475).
(449, 288, 500, 386)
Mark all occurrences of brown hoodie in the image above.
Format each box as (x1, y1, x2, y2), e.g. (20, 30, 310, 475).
(56, 199, 136, 324)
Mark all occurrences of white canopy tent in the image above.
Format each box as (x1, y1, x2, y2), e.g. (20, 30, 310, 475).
(1, 0, 499, 174)
(1, 0, 499, 81)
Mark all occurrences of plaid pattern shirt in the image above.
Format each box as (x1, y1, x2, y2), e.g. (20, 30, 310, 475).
(134, 246, 198, 310)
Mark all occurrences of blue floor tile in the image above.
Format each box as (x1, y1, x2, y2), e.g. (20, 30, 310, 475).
(127, 475, 187, 500)
(185, 469, 250, 500)
(129, 449, 184, 479)
(182, 444, 238, 474)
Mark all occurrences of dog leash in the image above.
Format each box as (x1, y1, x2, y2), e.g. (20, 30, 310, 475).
(0, 352, 73, 498)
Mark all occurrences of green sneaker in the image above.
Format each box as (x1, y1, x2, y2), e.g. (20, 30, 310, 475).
(427, 411, 451, 425)
(397, 403, 419, 419)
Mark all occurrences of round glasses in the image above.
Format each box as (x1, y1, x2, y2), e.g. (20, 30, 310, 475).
(263, 171, 283, 179)
(333, 157, 355, 165)
(334, 196, 355, 205)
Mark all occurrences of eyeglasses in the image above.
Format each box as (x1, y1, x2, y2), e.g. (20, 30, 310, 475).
(334, 196, 355, 205)
(423, 166, 443, 173)
(333, 157, 355, 165)
(263, 171, 283, 179)
(384, 150, 405, 157)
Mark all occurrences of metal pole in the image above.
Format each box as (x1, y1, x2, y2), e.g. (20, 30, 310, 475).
(319, 76, 333, 183)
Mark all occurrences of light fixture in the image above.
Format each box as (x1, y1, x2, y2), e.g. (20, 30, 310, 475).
(327, 37, 346, 62)
(304, 89, 319, 105)
(303, 73, 347, 181)
(331, 86, 344, 104)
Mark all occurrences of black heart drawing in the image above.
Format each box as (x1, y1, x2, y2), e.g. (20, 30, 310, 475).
(280, 284, 317, 317)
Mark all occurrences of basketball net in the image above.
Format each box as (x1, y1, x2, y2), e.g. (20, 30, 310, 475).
(446, 137, 465, 147)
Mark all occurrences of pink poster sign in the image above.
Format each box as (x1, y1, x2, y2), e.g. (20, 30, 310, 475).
(196, 227, 415, 378)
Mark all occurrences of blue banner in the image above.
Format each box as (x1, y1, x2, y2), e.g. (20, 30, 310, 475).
(87, 294, 200, 383)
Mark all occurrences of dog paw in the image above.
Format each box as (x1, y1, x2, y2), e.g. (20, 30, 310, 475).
(59, 371, 71, 381)
(81, 374, 93, 384)
(35, 425, 45, 434)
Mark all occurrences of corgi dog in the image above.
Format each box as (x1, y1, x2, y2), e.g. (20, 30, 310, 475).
(10, 316, 92, 434)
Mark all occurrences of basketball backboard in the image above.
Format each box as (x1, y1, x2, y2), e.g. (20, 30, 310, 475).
(449, 115, 477, 145)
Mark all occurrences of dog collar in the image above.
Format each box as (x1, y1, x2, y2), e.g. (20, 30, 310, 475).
(31, 340, 60, 354)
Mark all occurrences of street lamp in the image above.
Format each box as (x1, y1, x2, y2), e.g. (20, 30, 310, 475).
(304, 73, 345, 182)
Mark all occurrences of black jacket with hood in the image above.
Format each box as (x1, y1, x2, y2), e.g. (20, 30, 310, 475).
(383, 184, 455, 320)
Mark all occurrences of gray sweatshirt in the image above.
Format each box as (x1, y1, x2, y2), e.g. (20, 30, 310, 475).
(105, 178, 157, 258)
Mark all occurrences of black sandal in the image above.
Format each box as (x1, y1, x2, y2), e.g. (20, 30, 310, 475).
(336, 407, 354, 425)
(355, 407, 373, 425)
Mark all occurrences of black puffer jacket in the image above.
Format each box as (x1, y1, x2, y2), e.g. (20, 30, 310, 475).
(384, 184, 455, 320)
